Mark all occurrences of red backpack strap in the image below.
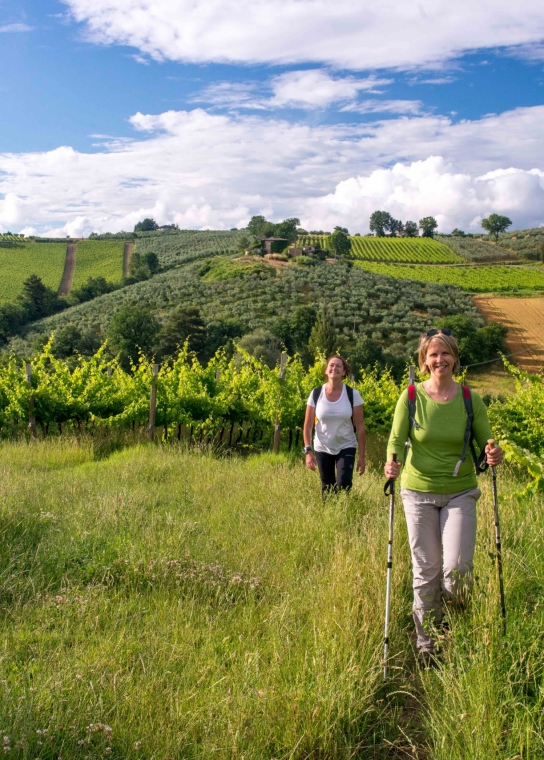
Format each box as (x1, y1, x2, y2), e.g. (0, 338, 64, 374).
(406, 384, 419, 444)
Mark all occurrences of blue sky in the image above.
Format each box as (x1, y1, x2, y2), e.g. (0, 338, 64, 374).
(1, 0, 544, 234)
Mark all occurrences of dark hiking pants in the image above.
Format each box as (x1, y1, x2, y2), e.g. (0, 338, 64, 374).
(315, 447, 356, 497)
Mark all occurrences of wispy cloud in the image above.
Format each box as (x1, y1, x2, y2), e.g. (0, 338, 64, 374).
(341, 99, 423, 115)
(194, 70, 394, 112)
(0, 23, 33, 33)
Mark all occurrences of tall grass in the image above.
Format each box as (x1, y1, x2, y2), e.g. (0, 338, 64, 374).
(0, 441, 542, 758)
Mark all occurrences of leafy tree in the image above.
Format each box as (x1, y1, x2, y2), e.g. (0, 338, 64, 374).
(18, 274, 63, 321)
(389, 218, 404, 237)
(330, 226, 352, 258)
(134, 218, 159, 232)
(0, 302, 26, 342)
(274, 217, 300, 244)
(419, 216, 438, 238)
(247, 215, 275, 237)
(481, 214, 512, 241)
(308, 306, 339, 357)
(290, 305, 317, 354)
(157, 306, 207, 360)
(238, 328, 282, 368)
(203, 318, 244, 360)
(370, 211, 393, 237)
(403, 221, 418, 237)
(50, 324, 101, 358)
(451, 228, 466, 237)
(69, 276, 115, 304)
(348, 338, 384, 376)
(127, 251, 160, 282)
(106, 305, 160, 369)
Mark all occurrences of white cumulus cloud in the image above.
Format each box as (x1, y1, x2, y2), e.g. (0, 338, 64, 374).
(1, 106, 544, 236)
(62, 0, 544, 70)
(305, 157, 544, 233)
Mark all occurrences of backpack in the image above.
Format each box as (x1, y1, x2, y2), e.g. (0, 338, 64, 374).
(407, 383, 488, 477)
(312, 384, 356, 432)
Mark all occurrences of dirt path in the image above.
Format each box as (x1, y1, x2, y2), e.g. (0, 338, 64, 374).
(58, 243, 76, 295)
(474, 296, 544, 372)
(123, 242, 134, 277)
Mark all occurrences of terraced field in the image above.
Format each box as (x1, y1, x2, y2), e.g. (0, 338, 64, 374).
(297, 234, 462, 263)
(355, 261, 544, 292)
(0, 240, 67, 303)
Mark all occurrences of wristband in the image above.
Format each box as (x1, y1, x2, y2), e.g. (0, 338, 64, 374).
(303, 445, 313, 454)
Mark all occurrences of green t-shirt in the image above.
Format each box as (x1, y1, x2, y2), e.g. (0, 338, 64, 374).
(387, 383, 493, 494)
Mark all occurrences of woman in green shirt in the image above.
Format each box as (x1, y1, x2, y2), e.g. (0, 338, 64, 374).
(384, 329, 503, 660)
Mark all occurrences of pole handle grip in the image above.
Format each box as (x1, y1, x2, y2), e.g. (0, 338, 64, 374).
(487, 438, 496, 450)
(392, 453, 397, 463)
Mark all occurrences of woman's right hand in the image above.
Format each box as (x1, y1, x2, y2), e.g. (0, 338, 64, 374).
(306, 452, 317, 471)
(384, 460, 402, 479)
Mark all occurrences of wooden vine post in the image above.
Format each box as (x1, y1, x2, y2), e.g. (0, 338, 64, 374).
(26, 362, 37, 441)
(273, 353, 288, 455)
(148, 364, 159, 442)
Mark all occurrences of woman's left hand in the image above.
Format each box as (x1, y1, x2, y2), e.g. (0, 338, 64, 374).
(485, 439, 504, 466)
(356, 455, 366, 475)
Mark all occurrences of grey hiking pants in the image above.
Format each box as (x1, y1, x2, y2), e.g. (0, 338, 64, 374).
(401, 487, 481, 652)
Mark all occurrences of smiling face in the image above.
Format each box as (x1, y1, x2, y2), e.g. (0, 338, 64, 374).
(425, 338, 456, 379)
(325, 357, 346, 381)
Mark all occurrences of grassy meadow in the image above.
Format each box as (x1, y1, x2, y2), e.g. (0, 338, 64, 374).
(0, 441, 543, 758)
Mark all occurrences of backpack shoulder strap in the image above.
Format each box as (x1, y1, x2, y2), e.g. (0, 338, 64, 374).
(453, 385, 488, 476)
(345, 384, 356, 432)
(312, 386, 322, 407)
(407, 384, 419, 440)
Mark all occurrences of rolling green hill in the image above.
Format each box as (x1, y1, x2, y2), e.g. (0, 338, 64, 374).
(0, 240, 67, 303)
(297, 234, 462, 263)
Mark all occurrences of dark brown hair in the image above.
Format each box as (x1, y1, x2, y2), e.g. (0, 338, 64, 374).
(325, 355, 351, 378)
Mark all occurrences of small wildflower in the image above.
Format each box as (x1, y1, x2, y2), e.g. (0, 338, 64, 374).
(104, 748, 112, 755)
(133, 742, 142, 750)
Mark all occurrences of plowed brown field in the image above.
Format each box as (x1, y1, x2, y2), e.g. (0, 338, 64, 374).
(474, 296, 544, 372)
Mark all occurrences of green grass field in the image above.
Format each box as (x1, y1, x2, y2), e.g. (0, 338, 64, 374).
(72, 240, 126, 288)
(355, 261, 544, 292)
(0, 441, 542, 758)
(0, 241, 67, 303)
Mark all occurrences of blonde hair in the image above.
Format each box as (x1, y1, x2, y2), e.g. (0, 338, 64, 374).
(418, 332, 461, 374)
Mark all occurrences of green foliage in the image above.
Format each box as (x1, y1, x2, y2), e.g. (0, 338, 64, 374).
(436, 235, 515, 262)
(69, 276, 116, 305)
(0, 241, 67, 304)
(237, 328, 283, 368)
(134, 229, 241, 268)
(404, 220, 418, 237)
(106, 305, 160, 369)
(72, 240, 125, 288)
(298, 234, 460, 262)
(330, 226, 352, 258)
(128, 251, 160, 282)
(199, 256, 274, 282)
(419, 216, 438, 237)
(134, 218, 159, 232)
(369, 210, 393, 237)
(436, 314, 507, 366)
(355, 261, 544, 292)
(156, 306, 207, 361)
(308, 306, 340, 358)
(18, 275, 64, 321)
(482, 213, 512, 241)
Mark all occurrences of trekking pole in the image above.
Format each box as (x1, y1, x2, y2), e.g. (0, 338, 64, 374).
(489, 439, 506, 633)
(383, 453, 397, 681)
